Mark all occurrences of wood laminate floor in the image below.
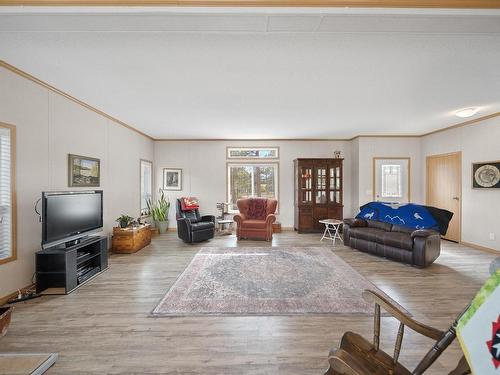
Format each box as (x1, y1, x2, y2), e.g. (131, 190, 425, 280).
(0, 232, 496, 374)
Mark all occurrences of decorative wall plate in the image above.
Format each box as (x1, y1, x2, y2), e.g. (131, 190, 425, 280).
(473, 162, 500, 189)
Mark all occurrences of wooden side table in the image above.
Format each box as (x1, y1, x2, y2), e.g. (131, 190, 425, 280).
(112, 224, 151, 253)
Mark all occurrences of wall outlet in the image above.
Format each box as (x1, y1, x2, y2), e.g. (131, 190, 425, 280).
(490, 233, 496, 241)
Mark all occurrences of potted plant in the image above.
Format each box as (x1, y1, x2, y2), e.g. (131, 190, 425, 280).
(116, 214, 134, 229)
(147, 190, 170, 234)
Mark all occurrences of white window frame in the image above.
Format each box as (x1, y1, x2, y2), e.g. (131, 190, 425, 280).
(226, 146, 279, 160)
(0, 122, 16, 265)
(140, 159, 153, 216)
(226, 162, 279, 213)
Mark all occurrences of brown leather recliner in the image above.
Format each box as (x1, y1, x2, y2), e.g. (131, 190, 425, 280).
(343, 218, 441, 268)
(234, 198, 277, 241)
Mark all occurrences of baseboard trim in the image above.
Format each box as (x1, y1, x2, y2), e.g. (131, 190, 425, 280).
(460, 241, 499, 255)
(0, 283, 36, 306)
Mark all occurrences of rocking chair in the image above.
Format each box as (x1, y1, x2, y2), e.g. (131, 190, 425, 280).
(325, 289, 470, 375)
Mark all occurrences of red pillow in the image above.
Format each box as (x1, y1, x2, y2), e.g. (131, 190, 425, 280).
(181, 197, 199, 210)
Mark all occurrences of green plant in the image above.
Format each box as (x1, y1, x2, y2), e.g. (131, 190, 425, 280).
(116, 214, 134, 228)
(147, 190, 170, 222)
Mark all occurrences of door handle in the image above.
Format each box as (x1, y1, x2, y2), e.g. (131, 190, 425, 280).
(452, 197, 460, 201)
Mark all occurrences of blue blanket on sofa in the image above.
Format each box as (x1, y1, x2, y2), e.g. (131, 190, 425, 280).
(355, 202, 453, 235)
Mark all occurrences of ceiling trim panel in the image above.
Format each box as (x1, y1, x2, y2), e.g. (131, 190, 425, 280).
(0, 0, 499, 9)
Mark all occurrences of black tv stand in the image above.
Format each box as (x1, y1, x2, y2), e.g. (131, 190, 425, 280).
(36, 236, 108, 294)
(48, 236, 91, 250)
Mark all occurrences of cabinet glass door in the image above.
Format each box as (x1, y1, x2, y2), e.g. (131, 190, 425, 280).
(300, 166, 312, 204)
(315, 166, 327, 204)
(329, 166, 342, 203)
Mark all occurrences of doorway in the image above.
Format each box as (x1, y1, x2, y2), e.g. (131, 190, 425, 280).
(426, 152, 461, 242)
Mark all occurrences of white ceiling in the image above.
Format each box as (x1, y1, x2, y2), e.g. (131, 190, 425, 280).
(1, 7, 500, 139)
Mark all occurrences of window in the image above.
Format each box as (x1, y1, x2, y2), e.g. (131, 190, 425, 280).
(140, 159, 153, 216)
(227, 163, 278, 211)
(0, 123, 16, 265)
(381, 164, 402, 198)
(227, 147, 279, 159)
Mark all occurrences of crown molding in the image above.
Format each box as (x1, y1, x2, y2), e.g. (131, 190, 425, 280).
(151, 139, 337, 141)
(0, 60, 154, 141)
(1, 60, 498, 142)
(0, 0, 499, 8)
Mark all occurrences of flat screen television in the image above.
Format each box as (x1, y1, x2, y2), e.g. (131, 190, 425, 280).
(42, 190, 103, 249)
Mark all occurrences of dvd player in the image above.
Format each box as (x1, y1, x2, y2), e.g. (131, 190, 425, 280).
(77, 266, 101, 284)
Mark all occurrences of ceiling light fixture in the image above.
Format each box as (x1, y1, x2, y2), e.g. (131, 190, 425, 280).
(455, 107, 480, 118)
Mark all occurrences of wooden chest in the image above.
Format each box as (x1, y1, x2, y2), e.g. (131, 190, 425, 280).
(112, 224, 151, 254)
(272, 222, 282, 233)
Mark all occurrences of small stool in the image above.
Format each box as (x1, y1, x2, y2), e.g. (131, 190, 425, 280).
(319, 219, 343, 245)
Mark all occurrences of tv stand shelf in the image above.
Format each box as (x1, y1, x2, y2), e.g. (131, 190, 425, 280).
(36, 236, 108, 295)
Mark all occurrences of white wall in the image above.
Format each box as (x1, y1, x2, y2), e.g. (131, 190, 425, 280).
(355, 137, 423, 208)
(0, 66, 154, 297)
(154, 140, 353, 228)
(421, 118, 500, 251)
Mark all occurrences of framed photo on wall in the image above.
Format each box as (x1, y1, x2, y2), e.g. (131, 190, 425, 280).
(472, 161, 500, 189)
(68, 154, 100, 187)
(163, 168, 182, 190)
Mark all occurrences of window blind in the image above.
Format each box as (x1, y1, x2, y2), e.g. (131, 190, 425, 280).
(0, 127, 12, 260)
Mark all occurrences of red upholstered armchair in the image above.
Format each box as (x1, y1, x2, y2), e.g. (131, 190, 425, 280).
(233, 198, 277, 241)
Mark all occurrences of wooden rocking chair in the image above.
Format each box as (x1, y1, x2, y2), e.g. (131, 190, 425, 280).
(325, 290, 471, 375)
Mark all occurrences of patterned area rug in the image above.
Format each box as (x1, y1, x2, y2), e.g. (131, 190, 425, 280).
(152, 247, 403, 316)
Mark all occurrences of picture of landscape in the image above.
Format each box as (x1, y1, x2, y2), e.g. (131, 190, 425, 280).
(68, 154, 100, 187)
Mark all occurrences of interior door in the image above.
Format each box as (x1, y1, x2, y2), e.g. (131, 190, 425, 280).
(426, 152, 461, 242)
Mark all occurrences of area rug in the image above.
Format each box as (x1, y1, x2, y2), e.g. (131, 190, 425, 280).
(152, 247, 404, 316)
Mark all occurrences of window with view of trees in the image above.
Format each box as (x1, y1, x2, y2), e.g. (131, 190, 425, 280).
(140, 159, 152, 216)
(227, 147, 279, 159)
(0, 123, 16, 265)
(227, 163, 278, 211)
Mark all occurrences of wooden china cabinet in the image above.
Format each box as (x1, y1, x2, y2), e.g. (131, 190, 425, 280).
(294, 158, 344, 233)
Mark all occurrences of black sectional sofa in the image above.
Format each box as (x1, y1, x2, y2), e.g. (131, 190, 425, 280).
(343, 218, 441, 268)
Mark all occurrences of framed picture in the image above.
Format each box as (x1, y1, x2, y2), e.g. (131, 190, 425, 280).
(163, 168, 182, 190)
(68, 154, 100, 187)
(472, 161, 500, 189)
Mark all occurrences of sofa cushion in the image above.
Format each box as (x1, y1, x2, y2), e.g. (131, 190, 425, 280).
(247, 198, 267, 220)
(182, 210, 199, 223)
(391, 224, 414, 234)
(382, 232, 413, 251)
(344, 218, 367, 227)
(242, 219, 267, 229)
(349, 227, 386, 243)
(366, 219, 393, 232)
(190, 222, 214, 231)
